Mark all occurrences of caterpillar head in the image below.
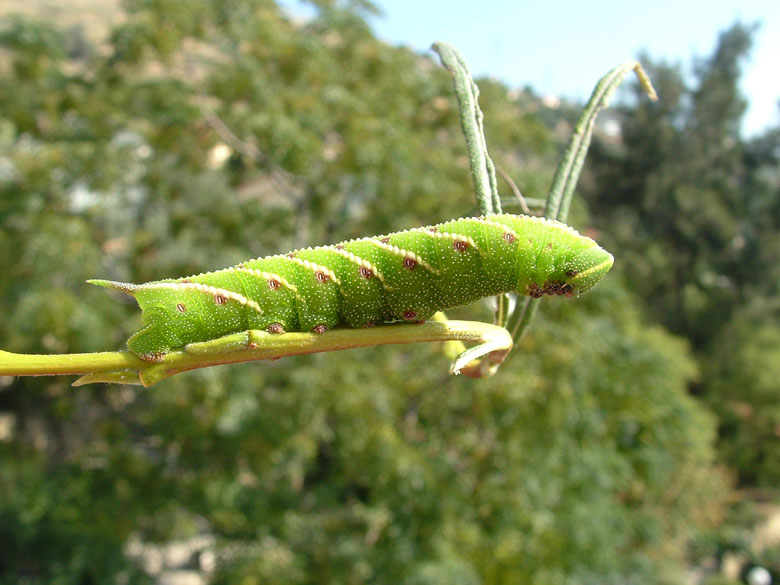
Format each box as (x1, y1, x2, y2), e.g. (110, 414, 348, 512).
(565, 245, 614, 295)
(524, 243, 614, 299)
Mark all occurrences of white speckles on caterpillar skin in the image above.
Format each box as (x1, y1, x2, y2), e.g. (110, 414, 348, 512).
(362, 239, 437, 274)
(235, 267, 297, 294)
(313, 245, 385, 282)
(417, 227, 478, 254)
(93, 280, 264, 314)
(279, 256, 341, 286)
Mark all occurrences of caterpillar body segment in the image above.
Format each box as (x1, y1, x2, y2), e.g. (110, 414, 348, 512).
(89, 214, 614, 361)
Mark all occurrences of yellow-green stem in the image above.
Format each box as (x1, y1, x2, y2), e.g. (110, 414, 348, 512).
(0, 318, 512, 387)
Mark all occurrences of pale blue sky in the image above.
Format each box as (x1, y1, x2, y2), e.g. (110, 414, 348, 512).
(287, 0, 780, 137)
(367, 0, 779, 136)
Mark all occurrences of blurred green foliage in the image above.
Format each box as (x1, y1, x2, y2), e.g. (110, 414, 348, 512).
(585, 22, 780, 492)
(3, 1, 775, 584)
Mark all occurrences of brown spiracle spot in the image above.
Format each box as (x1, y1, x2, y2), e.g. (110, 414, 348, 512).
(528, 281, 575, 299)
(359, 266, 373, 279)
(180, 279, 192, 284)
(565, 270, 579, 278)
(428, 226, 438, 233)
(403, 257, 417, 270)
(312, 324, 328, 334)
(315, 271, 329, 283)
(503, 231, 515, 244)
(267, 278, 280, 290)
(453, 240, 469, 252)
(545, 282, 563, 295)
(286, 252, 297, 259)
(176, 303, 187, 313)
(380, 237, 391, 244)
(214, 294, 226, 305)
(402, 310, 419, 321)
(544, 281, 574, 297)
(267, 322, 285, 334)
(335, 244, 345, 250)
(248, 342, 258, 349)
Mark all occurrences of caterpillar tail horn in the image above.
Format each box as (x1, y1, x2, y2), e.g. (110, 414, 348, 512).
(87, 279, 139, 297)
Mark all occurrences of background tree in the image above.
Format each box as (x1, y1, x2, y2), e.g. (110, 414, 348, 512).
(585, 20, 780, 574)
(587, 23, 756, 346)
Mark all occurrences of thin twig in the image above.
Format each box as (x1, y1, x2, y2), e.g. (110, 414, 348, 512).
(432, 42, 501, 215)
(496, 166, 530, 214)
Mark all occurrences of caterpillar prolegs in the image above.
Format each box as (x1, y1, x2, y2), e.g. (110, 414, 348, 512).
(90, 214, 613, 361)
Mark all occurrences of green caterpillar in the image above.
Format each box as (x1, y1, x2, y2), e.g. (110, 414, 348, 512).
(90, 214, 613, 361)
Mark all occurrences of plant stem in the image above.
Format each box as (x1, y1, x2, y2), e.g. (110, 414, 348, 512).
(0, 319, 513, 387)
(0, 349, 146, 377)
(432, 42, 500, 216)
